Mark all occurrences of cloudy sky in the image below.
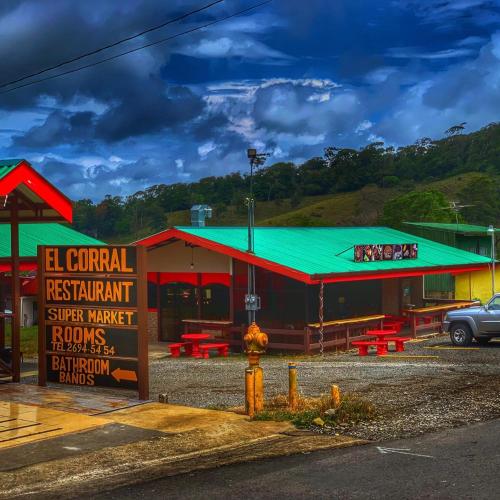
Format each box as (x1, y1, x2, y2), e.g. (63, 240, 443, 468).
(1, 0, 500, 200)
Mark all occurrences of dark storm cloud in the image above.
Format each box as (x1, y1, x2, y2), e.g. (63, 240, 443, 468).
(12, 110, 96, 148)
(95, 86, 204, 142)
(1, 0, 499, 200)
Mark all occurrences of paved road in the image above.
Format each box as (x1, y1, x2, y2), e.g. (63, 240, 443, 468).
(100, 419, 500, 500)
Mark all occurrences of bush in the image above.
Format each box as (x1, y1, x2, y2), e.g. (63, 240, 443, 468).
(253, 392, 376, 428)
(381, 175, 400, 188)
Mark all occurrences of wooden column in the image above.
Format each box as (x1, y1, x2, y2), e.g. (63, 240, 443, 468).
(10, 197, 20, 382)
(156, 272, 162, 342)
(37, 246, 47, 386)
(137, 246, 149, 400)
(0, 280, 5, 350)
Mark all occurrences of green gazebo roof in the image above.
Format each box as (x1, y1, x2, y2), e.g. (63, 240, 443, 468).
(0, 223, 104, 259)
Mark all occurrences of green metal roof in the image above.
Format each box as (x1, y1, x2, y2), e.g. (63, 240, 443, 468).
(0, 223, 104, 259)
(0, 159, 23, 180)
(176, 226, 491, 277)
(404, 222, 495, 235)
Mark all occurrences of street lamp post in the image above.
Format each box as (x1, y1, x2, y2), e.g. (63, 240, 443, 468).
(243, 149, 270, 417)
(488, 225, 496, 296)
(245, 149, 269, 325)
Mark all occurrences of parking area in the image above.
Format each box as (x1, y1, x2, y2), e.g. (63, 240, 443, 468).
(149, 334, 500, 440)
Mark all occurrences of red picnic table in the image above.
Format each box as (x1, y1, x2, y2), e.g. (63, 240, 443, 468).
(351, 329, 411, 356)
(366, 329, 397, 341)
(181, 333, 211, 358)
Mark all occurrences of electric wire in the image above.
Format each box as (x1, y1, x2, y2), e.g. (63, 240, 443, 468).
(0, 0, 271, 95)
(0, 0, 225, 90)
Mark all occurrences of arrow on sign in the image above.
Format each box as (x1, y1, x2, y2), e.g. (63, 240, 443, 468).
(376, 446, 434, 459)
(111, 368, 138, 383)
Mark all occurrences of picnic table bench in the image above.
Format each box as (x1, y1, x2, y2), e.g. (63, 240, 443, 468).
(351, 340, 389, 356)
(168, 342, 193, 358)
(198, 343, 230, 358)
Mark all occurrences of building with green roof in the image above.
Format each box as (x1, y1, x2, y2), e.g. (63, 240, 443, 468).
(136, 225, 488, 349)
(403, 222, 496, 300)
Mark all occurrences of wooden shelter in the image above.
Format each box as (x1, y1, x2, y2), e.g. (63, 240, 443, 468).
(0, 159, 72, 381)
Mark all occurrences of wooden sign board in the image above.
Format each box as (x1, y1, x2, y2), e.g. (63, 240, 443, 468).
(38, 245, 148, 399)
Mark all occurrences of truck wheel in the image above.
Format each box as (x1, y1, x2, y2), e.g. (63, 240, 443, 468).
(450, 323, 473, 346)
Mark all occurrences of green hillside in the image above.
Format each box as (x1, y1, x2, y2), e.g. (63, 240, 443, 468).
(74, 122, 500, 242)
(163, 172, 491, 230)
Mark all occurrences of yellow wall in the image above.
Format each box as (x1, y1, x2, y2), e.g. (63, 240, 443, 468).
(455, 268, 500, 303)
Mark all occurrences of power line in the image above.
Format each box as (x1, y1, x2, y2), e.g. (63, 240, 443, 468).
(0, 0, 225, 90)
(0, 0, 271, 96)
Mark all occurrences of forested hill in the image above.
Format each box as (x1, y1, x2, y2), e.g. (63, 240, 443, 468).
(73, 122, 500, 242)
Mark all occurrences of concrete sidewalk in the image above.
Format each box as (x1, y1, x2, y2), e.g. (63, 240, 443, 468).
(0, 385, 363, 499)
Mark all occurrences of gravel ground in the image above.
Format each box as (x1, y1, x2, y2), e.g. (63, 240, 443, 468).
(149, 334, 500, 441)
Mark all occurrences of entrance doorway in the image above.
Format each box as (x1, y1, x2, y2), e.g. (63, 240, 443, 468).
(159, 282, 230, 341)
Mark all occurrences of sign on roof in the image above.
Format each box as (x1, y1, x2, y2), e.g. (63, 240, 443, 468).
(354, 243, 418, 263)
(37, 245, 148, 399)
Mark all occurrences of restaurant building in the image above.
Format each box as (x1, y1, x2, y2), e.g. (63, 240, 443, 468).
(135, 226, 491, 352)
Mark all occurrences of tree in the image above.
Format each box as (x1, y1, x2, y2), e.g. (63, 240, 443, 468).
(445, 122, 466, 137)
(380, 190, 455, 229)
(457, 174, 500, 225)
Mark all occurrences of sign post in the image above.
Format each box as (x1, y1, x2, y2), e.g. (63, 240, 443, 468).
(38, 245, 148, 399)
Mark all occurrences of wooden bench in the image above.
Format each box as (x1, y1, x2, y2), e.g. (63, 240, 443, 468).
(385, 336, 412, 352)
(351, 340, 388, 356)
(198, 343, 230, 358)
(168, 342, 193, 358)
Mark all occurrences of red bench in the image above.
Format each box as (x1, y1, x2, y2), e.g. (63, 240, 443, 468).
(198, 343, 230, 358)
(385, 336, 412, 352)
(351, 340, 388, 356)
(168, 342, 193, 358)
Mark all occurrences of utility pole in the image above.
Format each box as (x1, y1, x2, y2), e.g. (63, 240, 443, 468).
(245, 149, 269, 325)
(488, 225, 496, 296)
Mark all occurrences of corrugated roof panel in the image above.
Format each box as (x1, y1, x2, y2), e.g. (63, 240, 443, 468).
(0, 223, 104, 258)
(404, 222, 495, 234)
(176, 226, 491, 276)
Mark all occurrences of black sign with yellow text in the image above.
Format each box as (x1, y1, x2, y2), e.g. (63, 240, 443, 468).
(47, 354, 139, 390)
(38, 245, 148, 397)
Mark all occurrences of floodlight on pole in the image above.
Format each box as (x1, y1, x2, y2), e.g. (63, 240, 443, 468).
(488, 225, 496, 296)
(245, 148, 270, 324)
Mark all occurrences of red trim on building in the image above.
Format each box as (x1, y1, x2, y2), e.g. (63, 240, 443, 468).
(0, 262, 37, 272)
(0, 161, 73, 222)
(201, 273, 230, 287)
(317, 265, 488, 283)
(147, 271, 230, 287)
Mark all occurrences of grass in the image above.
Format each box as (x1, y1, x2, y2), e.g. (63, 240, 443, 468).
(5, 325, 38, 358)
(253, 392, 376, 428)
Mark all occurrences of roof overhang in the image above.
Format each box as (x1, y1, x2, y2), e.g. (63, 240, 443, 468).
(0, 160, 72, 223)
(135, 227, 314, 283)
(312, 264, 489, 283)
(135, 228, 490, 285)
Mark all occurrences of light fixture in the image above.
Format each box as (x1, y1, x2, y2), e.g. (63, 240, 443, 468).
(190, 246, 194, 270)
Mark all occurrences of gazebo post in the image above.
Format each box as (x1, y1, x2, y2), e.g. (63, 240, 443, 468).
(10, 196, 20, 382)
